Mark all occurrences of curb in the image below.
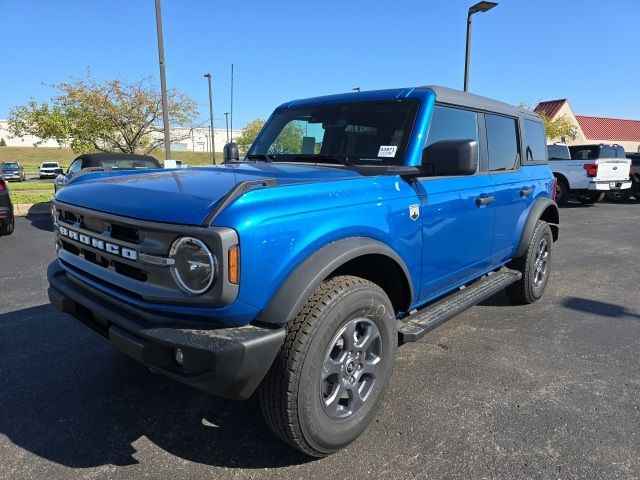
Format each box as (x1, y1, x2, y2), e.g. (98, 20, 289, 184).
(14, 202, 51, 217)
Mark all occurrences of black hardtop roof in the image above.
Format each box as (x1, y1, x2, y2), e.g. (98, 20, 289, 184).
(419, 85, 540, 120)
(73, 152, 159, 163)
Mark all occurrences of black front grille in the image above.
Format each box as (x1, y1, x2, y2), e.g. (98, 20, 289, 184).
(57, 208, 141, 244)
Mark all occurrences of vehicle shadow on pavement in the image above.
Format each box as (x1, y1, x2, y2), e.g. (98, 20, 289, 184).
(25, 208, 54, 233)
(0, 304, 313, 470)
(562, 297, 640, 320)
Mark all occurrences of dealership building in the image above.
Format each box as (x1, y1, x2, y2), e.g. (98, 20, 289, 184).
(534, 99, 640, 153)
(0, 120, 241, 153)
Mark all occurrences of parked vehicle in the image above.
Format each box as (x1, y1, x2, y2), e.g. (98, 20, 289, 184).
(0, 162, 26, 182)
(163, 159, 188, 168)
(548, 143, 631, 205)
(0, 176, 15, 236)
(54, 153, 161, 192)
(614, 152, 640, 201)
(47, 86, 559, 457)
(39, 162, 63, 179)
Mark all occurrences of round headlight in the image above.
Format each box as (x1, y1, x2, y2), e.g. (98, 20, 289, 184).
(169, 237, 216, 295)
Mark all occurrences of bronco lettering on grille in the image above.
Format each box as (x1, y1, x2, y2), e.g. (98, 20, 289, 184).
(58, 226, 138, 261)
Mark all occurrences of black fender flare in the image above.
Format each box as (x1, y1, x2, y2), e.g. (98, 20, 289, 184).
(255, 237, 414, 326)
(514, 197, 559, 258)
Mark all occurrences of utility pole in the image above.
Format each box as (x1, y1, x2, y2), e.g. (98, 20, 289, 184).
(154, 0, 171, 161)
(224, 112, 230, 143)
(204, 73, 215, 164)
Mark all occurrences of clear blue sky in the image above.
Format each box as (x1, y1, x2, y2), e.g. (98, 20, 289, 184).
(1, 0, 639, 128)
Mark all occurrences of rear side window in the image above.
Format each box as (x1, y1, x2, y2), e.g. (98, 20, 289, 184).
(426, 105, 478, 146)
(524, 119, 547, 162)
(547, 144, 571, 160)
(486, 114, 519, 172)
(569, 146, 598, 159)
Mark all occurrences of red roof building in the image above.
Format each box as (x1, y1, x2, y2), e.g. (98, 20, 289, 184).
(534, 99, 640, 153)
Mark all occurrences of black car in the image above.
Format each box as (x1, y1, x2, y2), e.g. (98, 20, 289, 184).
(53, 153, 162, 192)
(626, 153, 640, 200)
(0, 176, 15, 236)
(0, 162, 26, 182)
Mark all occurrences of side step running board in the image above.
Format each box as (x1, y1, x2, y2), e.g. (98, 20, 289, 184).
(398, 268, 522, 344)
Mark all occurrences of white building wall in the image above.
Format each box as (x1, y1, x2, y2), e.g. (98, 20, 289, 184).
(0, 120, 241, 152)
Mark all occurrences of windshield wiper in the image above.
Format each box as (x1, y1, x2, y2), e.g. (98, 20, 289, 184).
(292, 154, 354, 167)
(246, 153, 274, 163)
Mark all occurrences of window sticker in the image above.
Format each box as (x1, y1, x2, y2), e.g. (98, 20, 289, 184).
(377, 145, 397, 158)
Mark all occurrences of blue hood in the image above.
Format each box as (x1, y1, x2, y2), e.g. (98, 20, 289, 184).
(54, 163, 363, 225)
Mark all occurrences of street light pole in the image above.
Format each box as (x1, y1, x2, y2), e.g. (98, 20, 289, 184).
(464, 1, 498, 92)
(204, 73, 215, 164)
(154, 0, 171, 161)
(224, 112, 230, 143)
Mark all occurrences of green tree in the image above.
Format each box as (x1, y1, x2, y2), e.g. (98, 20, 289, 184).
(539, 113, 578, 142)
(519, 102, 578, 142)
(236, 118, 265, 153)
(7, 75, 198, 154)
(235, 118, 305, 154)
(0, 138, 6, 146)
(269, 122, 304, 154)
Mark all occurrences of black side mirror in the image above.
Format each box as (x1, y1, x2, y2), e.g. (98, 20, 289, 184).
(223, 142, 240, 163)
(422, 139, 478, 176)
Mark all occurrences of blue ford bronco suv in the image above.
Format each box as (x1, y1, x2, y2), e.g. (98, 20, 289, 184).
(48, 86, 559, 457)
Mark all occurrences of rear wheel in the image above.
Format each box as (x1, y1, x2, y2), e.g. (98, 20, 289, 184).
(0, 216, 14, 236)
(554, 177, 570, 206)
(605, 189, 632, 202)
(506, 220, 552, 304)
(577, 191, 604, 204)
(259, 275, 397, 457)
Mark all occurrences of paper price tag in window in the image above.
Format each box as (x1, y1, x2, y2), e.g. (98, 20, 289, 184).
(377, 146, 397, 158)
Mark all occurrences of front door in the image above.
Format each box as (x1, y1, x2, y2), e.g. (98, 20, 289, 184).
(416, 104, 494, 302)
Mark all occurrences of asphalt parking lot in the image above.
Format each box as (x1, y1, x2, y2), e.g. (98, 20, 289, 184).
(1, 202, 639, 480)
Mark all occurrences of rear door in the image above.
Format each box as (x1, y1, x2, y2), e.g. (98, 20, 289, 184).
(417, 104, 494, 301)
(486, 113, 533, 265)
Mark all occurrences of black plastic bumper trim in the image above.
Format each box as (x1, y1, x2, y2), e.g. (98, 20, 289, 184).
(48, 261, 285, 400)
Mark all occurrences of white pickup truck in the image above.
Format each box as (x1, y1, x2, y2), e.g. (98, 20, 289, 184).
(548, 143, 632, 205)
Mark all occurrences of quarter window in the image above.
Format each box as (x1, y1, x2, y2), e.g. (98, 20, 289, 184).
(524, 119, 547, 162)
(486, 114, 519, 172)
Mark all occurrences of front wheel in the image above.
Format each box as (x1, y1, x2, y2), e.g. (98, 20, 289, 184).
(555, 177, 570, 206)
(259, 275, 397, 457)
(506, 220, 553, 304)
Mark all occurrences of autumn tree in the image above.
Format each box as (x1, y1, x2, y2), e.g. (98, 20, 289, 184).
(519, 102, 578, 142)
(539, 113, 578, 143)
(236, 118, 265, 152)
(7, 75, 198, 154)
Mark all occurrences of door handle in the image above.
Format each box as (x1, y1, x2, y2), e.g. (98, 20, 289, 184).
(520, 187, 534, 197)
(475, 195, 495, 206)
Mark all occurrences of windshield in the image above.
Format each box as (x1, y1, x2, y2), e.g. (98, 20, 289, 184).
(1, 162, 19, 169)
(248, 99, 420, 166)
(42, 163, 59, 168)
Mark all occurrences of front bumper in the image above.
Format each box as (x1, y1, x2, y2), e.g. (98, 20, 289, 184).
(589, 181, 632, 191)
(47, 261, 285, 400)
(1, 173, 21, 180)
(40, 171, 58, 177)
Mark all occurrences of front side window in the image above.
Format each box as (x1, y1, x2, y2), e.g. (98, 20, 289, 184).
(524, 119, 547, 162)
(249, 100, 419, 166)
(486, 114, 519, 172)
(426, 105, 478, 146)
